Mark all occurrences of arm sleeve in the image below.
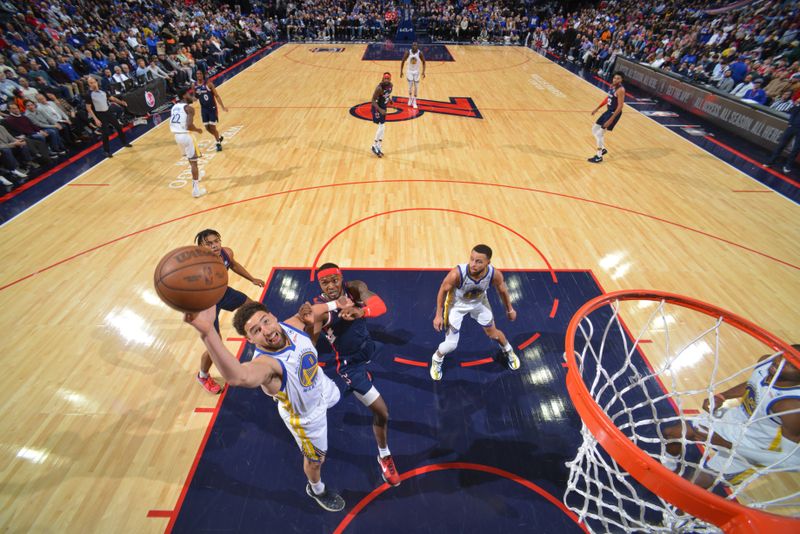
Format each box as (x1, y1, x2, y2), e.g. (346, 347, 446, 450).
(362, 294, 387, 318)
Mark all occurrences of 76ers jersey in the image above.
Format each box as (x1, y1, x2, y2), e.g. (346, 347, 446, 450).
(606, 85, 622, 111)
(195, 82, 215, 109)
(376, 83, 393, 108)
(454, 263, 495, 302)
(252, 323, 334, 419)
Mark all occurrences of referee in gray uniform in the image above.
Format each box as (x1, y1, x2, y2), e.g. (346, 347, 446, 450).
(85, 76, 132, 157)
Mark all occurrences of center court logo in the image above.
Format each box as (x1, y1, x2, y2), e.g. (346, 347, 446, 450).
(298, 350, 319, 388)
(349, 96, 483, 122)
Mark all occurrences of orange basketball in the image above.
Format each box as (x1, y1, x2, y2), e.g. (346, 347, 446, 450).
(154, 246, 229, 312)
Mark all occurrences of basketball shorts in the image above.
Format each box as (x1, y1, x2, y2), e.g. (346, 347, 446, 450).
(200, 105, 218, 125)
(174, 132, 200, 160)
(213, 286, 247, 332)
(445, 296, 494, 332)
(336, 339, 378, 401)
(596, 109, 622, 131)
(690, 407, 768, 477)
(372, 107, 386, 124)
(277, 373, 340, 462)
(407, 71, 420, 83)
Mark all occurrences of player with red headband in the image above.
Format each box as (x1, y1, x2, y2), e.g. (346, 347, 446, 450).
(370, 72, 394, 157)
(304, 262, 401, 487)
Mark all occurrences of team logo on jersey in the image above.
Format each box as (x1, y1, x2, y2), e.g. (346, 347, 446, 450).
(144, 91, 155, 108)
(463, 288, 485, 299)
(349, 97, 483, 122)
(298, 350, 319, 388)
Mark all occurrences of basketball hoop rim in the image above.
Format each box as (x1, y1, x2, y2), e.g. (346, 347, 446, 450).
(564, 289, 800, 534)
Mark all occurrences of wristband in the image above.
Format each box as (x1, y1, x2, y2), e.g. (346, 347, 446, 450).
(326, 301, 338, 312)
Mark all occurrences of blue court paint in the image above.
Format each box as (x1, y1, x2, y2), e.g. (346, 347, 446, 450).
(170, 268, 688, 533)
(362, 43, 454, 62)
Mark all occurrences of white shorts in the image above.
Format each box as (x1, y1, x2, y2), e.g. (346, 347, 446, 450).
(277, 375, 340, 462)
(692, 407, 770, 477)
(174, 132, 200, 161)
(406, 71, 420, 83)
(446, 296, 494, 332)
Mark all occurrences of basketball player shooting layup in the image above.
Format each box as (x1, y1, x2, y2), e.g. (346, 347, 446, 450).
(588, 72, 625, 164)
(183, 295, 353, 512)
(430, 244, 521, 380)
(400, 42, 426, 109)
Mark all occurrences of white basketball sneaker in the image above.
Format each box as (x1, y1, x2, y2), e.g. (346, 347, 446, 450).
(430, 354, 443, 381)
(506, 350, 520, 370)
(192, 186, 207, 198)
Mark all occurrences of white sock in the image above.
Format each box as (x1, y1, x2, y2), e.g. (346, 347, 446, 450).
(596, 148, 604, 158)
(309, 479, 325, 495)
(378, 446, 391, 458)
(432, 352, 444, 363)
(502, 342, 513, 353)
(198, 370, 209, 379)
(193, 180, 200, 191)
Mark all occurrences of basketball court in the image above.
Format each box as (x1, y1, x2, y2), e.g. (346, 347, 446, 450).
(0, 44, 798, 533)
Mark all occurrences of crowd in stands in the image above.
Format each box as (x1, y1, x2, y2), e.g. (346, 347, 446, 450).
(0, 0, 273, 193)
(526, 0, 800, 111)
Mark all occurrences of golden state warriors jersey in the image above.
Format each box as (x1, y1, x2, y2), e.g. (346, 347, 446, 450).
(253, 323, 334, 418)
(454, 263, 494, 302)
(738, 358, 800, 449)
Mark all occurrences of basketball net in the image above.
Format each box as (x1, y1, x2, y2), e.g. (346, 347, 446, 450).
(562, 290, 800, 533)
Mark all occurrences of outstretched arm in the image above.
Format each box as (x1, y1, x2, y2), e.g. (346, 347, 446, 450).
(184, 307, 280, 388)
(433, 269, 459, 331)
(491, 269, 516, 321)
(338, 280, 386, 320)
(225, 247, 265, 286)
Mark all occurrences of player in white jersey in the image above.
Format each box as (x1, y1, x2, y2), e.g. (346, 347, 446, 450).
(170, 86, 206, 198)
(184, 296, 352, 512)
(430, 244, 521, 380)
(662, 345, 800, 487)
(400, 42, 426, 109)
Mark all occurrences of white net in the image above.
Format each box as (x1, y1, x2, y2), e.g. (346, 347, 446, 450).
(563, 295, 800, 533)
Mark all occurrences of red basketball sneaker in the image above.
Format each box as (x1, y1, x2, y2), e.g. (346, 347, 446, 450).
(197, 374, 222, 394)
(377, 455, 401, 487)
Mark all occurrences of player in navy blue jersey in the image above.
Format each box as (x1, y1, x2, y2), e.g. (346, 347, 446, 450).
(193, 228, 265, 393)
(301, 263, 401, 487)
(588, 72, 625, 163)
(371, 72, 393, 158)
(195, 70, 227, 152)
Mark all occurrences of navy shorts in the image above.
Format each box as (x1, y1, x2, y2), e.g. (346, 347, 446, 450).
(596, 109, 621, 131)
(372, 108, 386, 124)
(214, 286, 247, 332)
(336, 340, 376, 396)
(200, 105, 218, 124)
